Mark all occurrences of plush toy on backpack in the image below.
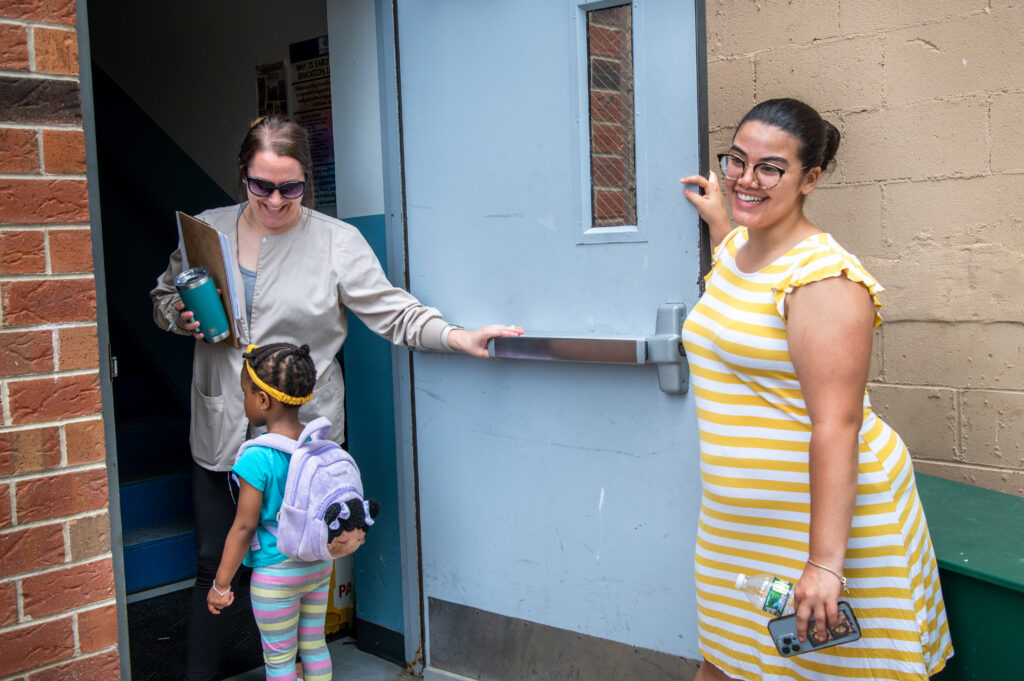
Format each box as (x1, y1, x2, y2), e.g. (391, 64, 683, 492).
(325, 497, 380, 553)
(237, 416, 380, 562)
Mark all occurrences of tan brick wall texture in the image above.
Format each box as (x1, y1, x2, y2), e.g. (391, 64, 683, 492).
(0, 0, 121, 679)
(705, 1, 1024, 496)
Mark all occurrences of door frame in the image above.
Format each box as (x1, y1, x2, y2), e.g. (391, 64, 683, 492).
(80, 2, 427, 676)
(375, 0, 427, 671)
(77, 0, 133, 677)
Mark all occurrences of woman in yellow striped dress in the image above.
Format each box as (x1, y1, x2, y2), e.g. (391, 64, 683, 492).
(680, 99, 953, 681)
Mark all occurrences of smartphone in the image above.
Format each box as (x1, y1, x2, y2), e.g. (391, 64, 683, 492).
(767, 601, 861, 657)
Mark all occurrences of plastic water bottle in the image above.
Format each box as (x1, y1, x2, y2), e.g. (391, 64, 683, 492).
(735, 573, 795, 617)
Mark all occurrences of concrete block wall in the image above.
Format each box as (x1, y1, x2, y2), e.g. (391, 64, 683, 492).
(0, 0, 121, 678)
(705, 1, 1024, 495)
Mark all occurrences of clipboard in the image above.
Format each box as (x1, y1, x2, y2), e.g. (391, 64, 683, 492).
(176, 211, 243, 348)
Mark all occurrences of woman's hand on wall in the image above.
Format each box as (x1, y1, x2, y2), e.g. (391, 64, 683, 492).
(448, 324, 525, 359)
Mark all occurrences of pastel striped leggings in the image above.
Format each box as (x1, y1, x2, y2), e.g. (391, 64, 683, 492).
(251, 558, 333, 681)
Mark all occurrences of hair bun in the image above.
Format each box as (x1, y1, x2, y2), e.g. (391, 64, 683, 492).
(297, 344, 311, 357)
(821, 120, 841, 172)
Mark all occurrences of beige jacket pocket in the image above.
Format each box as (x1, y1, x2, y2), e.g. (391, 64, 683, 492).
(189, 382, 228, 468)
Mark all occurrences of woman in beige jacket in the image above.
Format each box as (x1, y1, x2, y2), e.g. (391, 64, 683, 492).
(151, 116, 522, 681)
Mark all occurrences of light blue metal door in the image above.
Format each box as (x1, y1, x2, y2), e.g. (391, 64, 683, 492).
(395, 0, 706, 672)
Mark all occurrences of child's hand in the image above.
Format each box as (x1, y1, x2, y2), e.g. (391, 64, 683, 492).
(207, 584, 234, 614)
(327, 528, 366, 558)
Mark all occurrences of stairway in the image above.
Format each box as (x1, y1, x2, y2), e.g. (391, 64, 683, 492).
(90, 63, 233, 594)
(111, 322, 196, 593)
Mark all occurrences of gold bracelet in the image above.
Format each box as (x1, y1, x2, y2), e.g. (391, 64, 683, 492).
(807, 558, 848, 590)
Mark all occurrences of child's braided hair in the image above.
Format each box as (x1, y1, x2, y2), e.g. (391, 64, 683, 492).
(242, 343, 317, 406)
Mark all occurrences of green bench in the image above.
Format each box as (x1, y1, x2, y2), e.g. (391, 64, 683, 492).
(916, 473, 1024, 680)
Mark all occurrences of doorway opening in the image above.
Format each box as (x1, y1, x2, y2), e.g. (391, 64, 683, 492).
(83, 2, 409, 678)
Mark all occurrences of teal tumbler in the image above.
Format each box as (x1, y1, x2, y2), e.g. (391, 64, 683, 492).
(174, 267, 230, 343)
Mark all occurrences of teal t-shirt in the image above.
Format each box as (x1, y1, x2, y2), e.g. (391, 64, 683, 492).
(232, 444, 290, 568)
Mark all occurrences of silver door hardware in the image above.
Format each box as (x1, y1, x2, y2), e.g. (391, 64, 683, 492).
(487, 303, 689, 394)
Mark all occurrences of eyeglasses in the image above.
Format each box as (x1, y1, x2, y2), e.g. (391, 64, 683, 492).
(716, 153, 792, 190)
(245, 176, 306, 200)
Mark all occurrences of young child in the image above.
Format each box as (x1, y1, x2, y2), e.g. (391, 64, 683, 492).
(206, 343, 365, 681)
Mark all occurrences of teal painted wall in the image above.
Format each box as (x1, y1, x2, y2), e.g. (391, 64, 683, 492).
(341, 213, 404, 635)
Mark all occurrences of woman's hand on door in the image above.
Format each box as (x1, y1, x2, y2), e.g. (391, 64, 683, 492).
(448, 324, 525, 359)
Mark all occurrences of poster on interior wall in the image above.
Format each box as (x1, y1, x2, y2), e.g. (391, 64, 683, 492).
(290, 35, 336, 217)
(256, 61, 288, 116)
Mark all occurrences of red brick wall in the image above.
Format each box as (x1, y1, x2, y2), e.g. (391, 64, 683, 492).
(0, 1, 121, 679)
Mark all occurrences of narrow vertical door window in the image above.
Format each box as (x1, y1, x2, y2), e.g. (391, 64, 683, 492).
(587, 4, 636, 228)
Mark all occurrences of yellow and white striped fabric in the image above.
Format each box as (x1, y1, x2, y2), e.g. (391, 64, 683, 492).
(681, 228, 953, 681)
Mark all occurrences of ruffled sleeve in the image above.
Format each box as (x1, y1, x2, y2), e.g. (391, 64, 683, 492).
(704, 226, 747, 284)
(771, 234, 884, 328)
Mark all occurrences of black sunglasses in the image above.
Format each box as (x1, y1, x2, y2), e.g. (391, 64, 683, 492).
(245, 176, 306, 200)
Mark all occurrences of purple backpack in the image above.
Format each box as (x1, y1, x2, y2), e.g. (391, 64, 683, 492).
(235, 417, 376, 562)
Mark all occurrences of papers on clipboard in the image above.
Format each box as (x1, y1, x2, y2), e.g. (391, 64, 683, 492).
(176, 211, 243, 348)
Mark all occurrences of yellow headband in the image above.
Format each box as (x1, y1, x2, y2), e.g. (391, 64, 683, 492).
(244, 344, 314, 405)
